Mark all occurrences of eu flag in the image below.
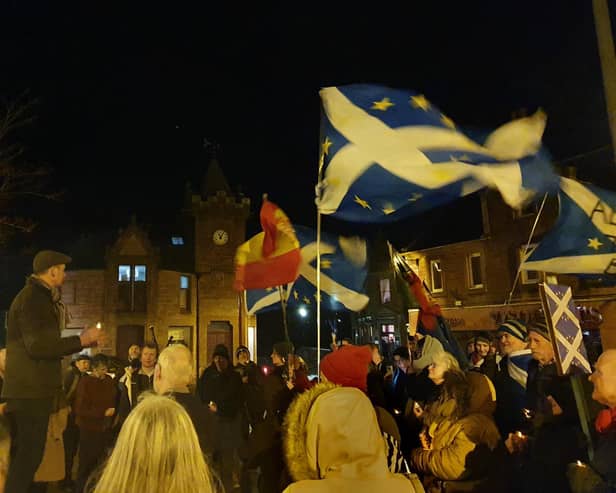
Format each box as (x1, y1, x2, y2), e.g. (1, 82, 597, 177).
(245, 226, 369, 315)
(316, 84, 558, 223)
(522, 177, 616, 275)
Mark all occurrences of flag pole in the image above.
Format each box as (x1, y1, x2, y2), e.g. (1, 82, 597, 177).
(505, 192, 549, 305)
(315, 130, 326, 381)
(278, 285, 291, 343)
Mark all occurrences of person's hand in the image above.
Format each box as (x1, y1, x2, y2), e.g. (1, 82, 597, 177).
(547, 395, 563, 416)
(413, 401, 424, 419)
(286, 380, 295, 390)
(505, 432, 528, 454)
(208, 401, 218, 413)
(419, 430, 432, 450)
(0, 403, 7, 416)
(242, 376, 249, 384)
(80, 326, 108, 348)
(104, 408, 115, 417)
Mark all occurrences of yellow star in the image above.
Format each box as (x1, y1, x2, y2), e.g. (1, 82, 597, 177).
(303, 296, 311, 305)
(293, 290, 299, 300)
(410, 94, 431, 111)
(450, 153, 471, 162)
(371, 97, 395, 111)
(354, 195, 371, 209)
(321, 259, 332, 269)
(314, 292, 322, 302)
(322, 137, 333, 155)
(408, 193, 423, 202)
(441, 114, 455, 129)
(383, 206, 396, 215)
(266, 287, 274, 292)
(588, 237, 603, 250)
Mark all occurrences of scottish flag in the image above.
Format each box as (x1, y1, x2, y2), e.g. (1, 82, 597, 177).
(316, 84, 558, 223)
(522, 177, 616, 275)
(245, 226, 369, 315)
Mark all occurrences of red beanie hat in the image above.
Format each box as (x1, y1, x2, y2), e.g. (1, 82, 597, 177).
(320, 345, 372, 392)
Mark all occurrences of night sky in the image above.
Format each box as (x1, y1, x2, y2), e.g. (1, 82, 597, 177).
(1, 1, 614, 249)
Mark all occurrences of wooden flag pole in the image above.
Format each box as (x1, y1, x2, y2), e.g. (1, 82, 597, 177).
(315, 130, 326, 381)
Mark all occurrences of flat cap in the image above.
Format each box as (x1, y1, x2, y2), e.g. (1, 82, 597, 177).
(33, 250, 72, 274)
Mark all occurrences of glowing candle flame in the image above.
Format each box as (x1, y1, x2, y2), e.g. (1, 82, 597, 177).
(96, 322, 102, 329)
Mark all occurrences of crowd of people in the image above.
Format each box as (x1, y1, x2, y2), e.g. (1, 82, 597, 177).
(1, 250, 616, 493)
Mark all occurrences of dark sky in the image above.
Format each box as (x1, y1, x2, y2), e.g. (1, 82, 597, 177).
(1, 1, 614, 249)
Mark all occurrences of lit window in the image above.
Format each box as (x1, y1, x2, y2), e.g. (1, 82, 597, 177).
(381, 324, 395, 334)
(520, 244, 540, 284)
(379, 278, 391, 303)
(171, 236, 184, 245)
(468, 253, 483, 289)
(180, 275, 191, 311)
(430, 260, 443, 293)
(134, 265, 147, 282)
(118, 265, 131, 282)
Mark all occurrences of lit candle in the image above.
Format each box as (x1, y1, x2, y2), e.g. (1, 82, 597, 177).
(96, 322, 102, 329)
(576, 460, 586, 468)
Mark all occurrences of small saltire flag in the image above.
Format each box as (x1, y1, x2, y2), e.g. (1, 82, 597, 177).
(245, 226, 369, 315)
(234, 198, 301, 291)
(316, 84, 558, 223)
(539, 283, 591, 375)
(522, 177, 616, 275)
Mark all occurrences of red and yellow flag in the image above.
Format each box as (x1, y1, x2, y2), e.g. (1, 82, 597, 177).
(234, 198, 301, 291)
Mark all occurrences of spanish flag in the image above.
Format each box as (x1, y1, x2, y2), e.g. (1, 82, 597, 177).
(234, 198, 301, 291)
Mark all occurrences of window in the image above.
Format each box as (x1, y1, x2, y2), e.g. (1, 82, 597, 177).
(520, 244, 540, 284)
(381, 324, 395, 334)
(179, 275, 191, 311)
(171, 236, 184, 245)
(430, 259, 443, 293)
(379, 278, 391, 303)
(467, 253, 483, 289)
(118, 265, 148, 312)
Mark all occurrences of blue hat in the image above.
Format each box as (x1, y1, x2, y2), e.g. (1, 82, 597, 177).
(496, 319, 528, 342)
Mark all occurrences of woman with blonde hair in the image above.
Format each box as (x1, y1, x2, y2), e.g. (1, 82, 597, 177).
(88, 393, 216, 493)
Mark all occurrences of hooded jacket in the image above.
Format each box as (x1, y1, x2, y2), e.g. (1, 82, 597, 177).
(409, 371, 501, 490)
(282, 382, 417, 493)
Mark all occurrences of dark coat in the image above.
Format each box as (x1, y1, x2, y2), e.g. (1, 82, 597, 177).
(172, 391, 215, 457)
(2, 277, 82, 402)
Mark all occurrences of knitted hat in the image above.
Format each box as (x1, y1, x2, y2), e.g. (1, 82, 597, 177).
(496, 319, 528, 342)
(528, 321, 551, 341)
(273, 341, 294, 358)
(212, 343, 230, 360)
(33, 250, 72, 274)
(320, 345, 372, 392)
(236, 345, 250, 358)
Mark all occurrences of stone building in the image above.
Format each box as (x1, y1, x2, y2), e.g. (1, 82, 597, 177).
(399, 189, 616, 349)
(60, 159, 254, 374)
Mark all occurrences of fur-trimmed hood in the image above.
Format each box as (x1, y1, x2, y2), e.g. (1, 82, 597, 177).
(282, 382, 391, 482)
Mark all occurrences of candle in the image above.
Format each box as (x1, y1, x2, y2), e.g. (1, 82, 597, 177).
(576, 460, 586, 467)
(96, 322, 102, 329)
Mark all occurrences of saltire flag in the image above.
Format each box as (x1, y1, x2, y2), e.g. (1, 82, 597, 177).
(234, 198, 301, 291)
(521, 177, 616, 275)
(539, 283, 591, 375)
(316, 84, 558, 223)
(245, 225, 369, 315)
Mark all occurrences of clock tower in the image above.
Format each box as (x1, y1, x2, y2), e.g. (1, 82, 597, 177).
(191, 157, 250, 373)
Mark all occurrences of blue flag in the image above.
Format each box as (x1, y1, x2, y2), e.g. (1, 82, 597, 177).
(245, 226, 369, 315)
(522, 177, 616, 275)
(316, 84, 558, 223)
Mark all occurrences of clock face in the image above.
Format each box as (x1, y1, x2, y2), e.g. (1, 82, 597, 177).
(212, 229, 229, 246)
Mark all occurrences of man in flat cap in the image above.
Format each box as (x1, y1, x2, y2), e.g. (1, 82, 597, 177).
(2, 249, 106, 492)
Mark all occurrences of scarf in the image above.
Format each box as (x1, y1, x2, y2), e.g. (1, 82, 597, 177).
(506, 349, 533, 389)
(595, 407, 616, 434)
(29, 275, 70, 330)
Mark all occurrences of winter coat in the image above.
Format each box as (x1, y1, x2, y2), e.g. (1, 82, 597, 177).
(409, 372, 502, 493)
(74, 374, 117, 432)
(2, 277, 83, 402)
(283, 382, 417, 493)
